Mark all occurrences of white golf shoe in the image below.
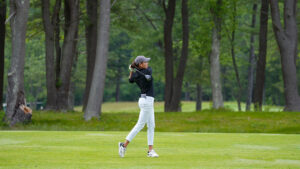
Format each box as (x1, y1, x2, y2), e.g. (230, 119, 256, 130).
(118, 142, 126, 157)
(147, 149, 159, 157)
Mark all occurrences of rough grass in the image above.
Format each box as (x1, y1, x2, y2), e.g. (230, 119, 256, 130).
(75, 101, 284, 113)
(1, 108, 300, 134)
(0, 131, 300, 169)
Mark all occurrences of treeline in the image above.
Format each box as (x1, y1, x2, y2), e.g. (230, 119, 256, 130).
(0, 0, 300, 126)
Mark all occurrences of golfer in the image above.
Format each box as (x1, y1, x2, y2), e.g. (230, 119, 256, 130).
(118, 55, 159, 158)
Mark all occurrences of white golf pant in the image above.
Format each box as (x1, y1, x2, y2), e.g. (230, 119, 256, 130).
(126, 96, 155, 145)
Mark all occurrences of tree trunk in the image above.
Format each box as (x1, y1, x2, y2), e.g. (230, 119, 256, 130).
(170, 0, 189, 112)
(0, 0, 6, 110)
(164, 0, 189, 112)
(209, 0, 224, 109)
(82, 0, 98, 112)
(195, 56, 204, 111)
(41, 0, 61, 110)
(68, 49, 78, 110)
(3, 0, 31, 126)
(42, 0, 78, 111)
(269, 0, 300, 111)
(115, 78, 120, 102)
(115, 64, 121, 102)
(56, 0, 79, 111)
(230, 1, 242, 111)
(54, 1, 61, 106)
(246, 3, 258, 111)
(67, 11, 79, 110)
(162, 0, 176, 112)
(184, 82, 190, 101)
(84, 0, 111, 120)
(196, 83, 202, 111)
(231, 35, 242, 111)
(253, 0, 268, 111)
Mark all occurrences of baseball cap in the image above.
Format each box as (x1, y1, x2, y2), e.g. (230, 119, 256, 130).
(134, 55, 151, 64)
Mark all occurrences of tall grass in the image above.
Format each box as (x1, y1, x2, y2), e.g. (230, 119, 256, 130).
(1, 107, 299, 133)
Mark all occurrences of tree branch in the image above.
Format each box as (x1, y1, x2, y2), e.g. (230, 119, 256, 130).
(135, 7, 158, 31)
(5, 11, 15, 24)
(162, 0, 167, 14)
(111, 0, 117, 8)
(269, 0, 286, 41)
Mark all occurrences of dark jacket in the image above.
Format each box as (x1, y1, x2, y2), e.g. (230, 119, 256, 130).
(129, 66, 154, 97)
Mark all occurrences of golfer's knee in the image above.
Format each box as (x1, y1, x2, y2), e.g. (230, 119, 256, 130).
(147, 123, 155, 130)
(135, 122, 145, 130)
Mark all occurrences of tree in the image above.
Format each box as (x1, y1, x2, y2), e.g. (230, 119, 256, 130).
(225, 0, 242, 111)
(56, 0, 79, 111)
(162, 0, 176, 112)
(41, 0, 79, 111)
(245, 3, 258, 111)
(163, 0, 189, 112)
(253, 0, 269, 111)
(196, 57, 204, 111)
(4, 0, 31, 126)
(269, 0, 300, 111)
(84, 0, 111, 120)
(0, 0, 6, 110)
(209, 0, 224, 109)
(82, 0, 98, 112)
(41, 0, 61, 110)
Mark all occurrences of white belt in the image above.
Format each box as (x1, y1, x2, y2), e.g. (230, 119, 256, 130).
(140, 94, 154, 101)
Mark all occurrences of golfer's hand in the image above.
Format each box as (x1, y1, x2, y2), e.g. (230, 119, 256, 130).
(129, 65, 134, 71)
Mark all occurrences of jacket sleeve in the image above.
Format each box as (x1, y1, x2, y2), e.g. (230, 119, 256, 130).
(128, 72, 137, 83)
(147, 67, 152, 75)
(142, 66, 152, 75)
(142, 67, 152, 80)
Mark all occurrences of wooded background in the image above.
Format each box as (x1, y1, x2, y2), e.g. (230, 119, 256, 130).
(0, 0, 300, 125)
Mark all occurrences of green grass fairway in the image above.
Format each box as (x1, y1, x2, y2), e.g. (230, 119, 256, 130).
(0, 131, 299, 169)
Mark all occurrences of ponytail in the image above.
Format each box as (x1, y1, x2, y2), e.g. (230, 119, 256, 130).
(130, 61, 139, 69)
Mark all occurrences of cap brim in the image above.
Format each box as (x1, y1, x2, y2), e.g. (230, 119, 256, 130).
(145, 58, 151, 62)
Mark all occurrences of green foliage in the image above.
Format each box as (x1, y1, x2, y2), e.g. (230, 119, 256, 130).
(24, 39, 47, 102)
(1, 0, 298, 108)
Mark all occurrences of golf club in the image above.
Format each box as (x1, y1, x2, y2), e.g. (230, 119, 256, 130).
(134, 68, 152, 81)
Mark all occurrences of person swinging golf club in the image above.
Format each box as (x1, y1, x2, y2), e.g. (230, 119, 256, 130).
(118, 55, 159, 158)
